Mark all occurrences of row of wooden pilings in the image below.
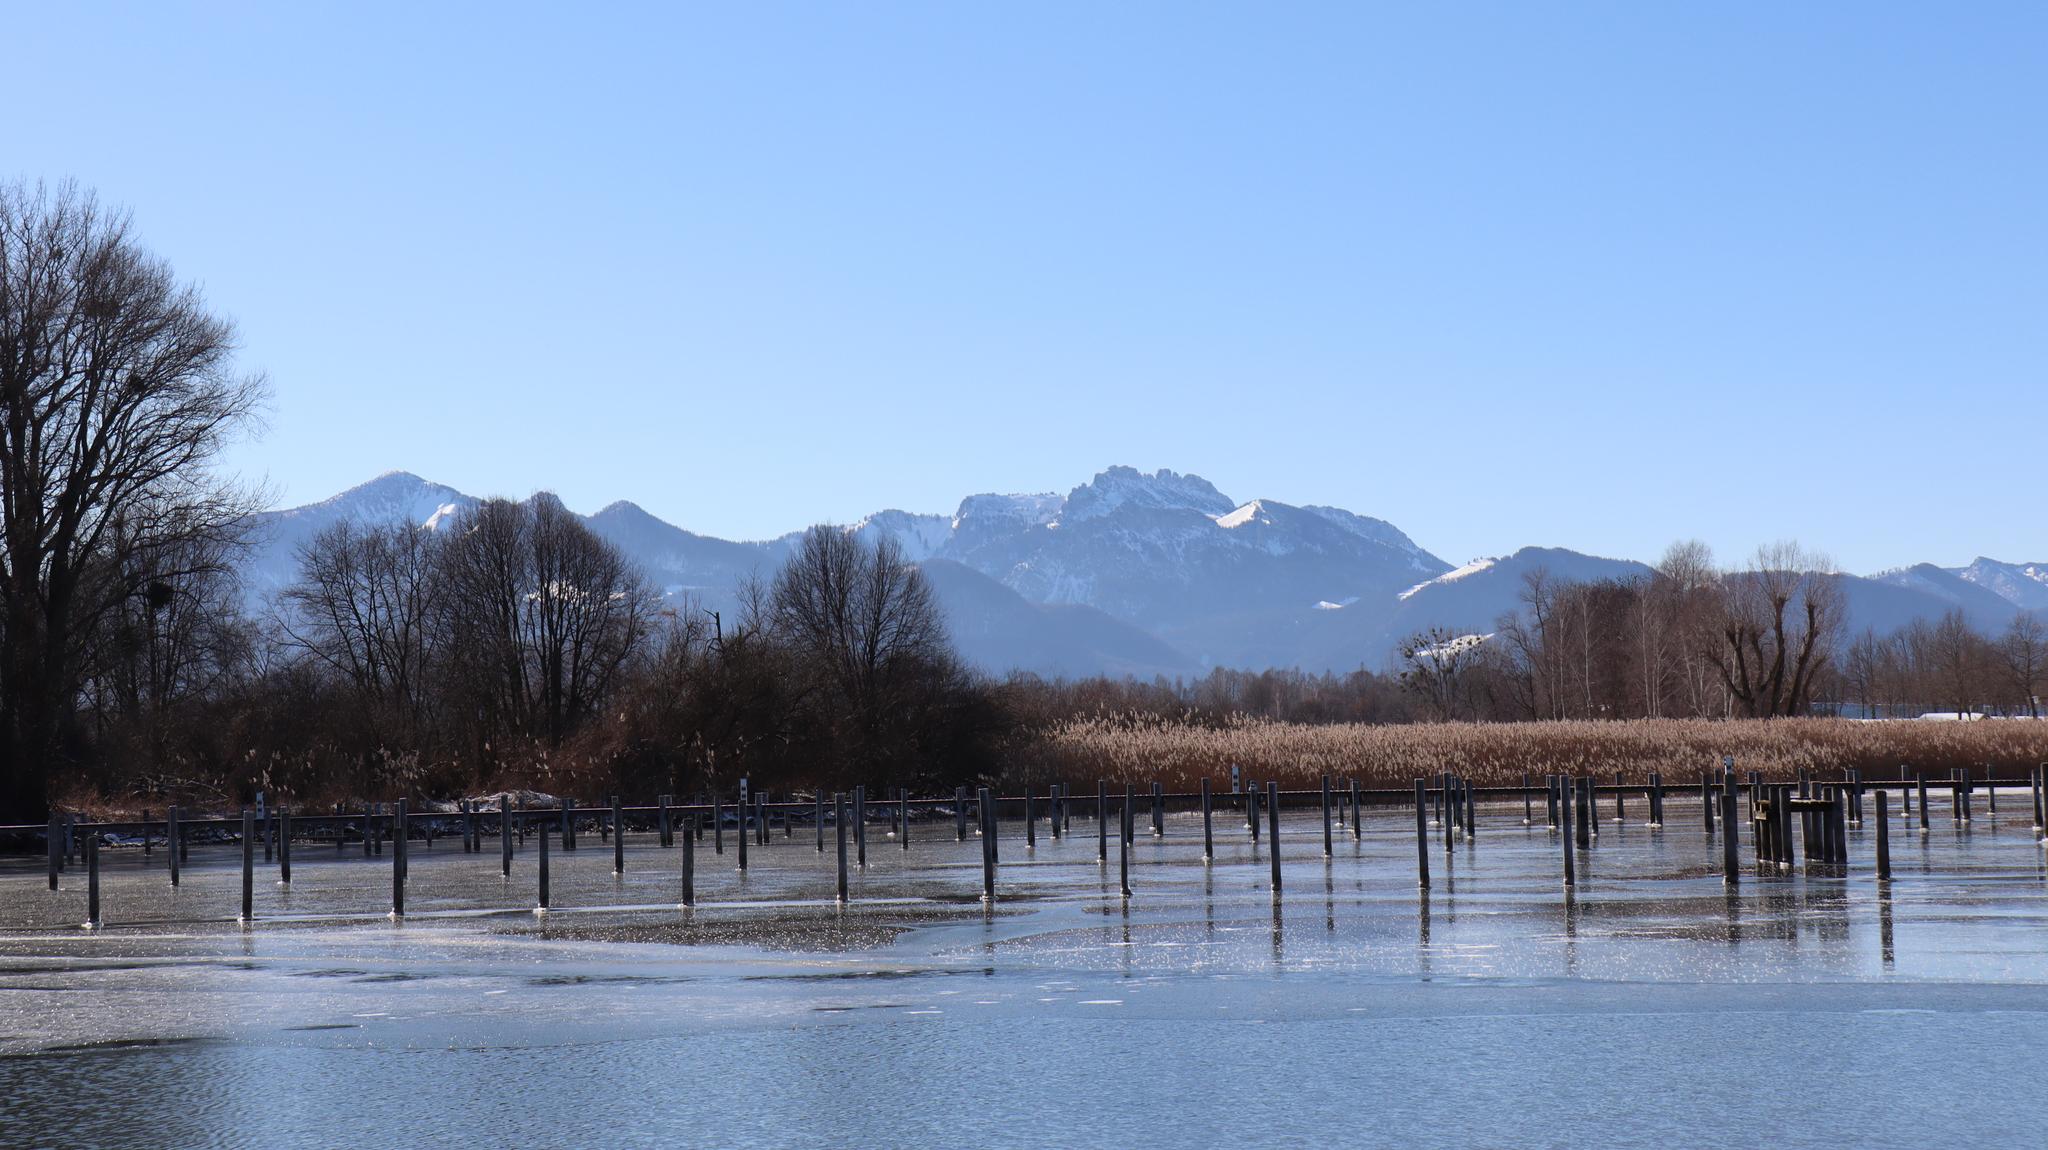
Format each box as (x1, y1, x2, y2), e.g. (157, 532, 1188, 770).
(29, 763, 2048, 928)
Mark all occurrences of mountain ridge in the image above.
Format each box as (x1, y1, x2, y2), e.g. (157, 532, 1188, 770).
(240, 467, 2042, 676)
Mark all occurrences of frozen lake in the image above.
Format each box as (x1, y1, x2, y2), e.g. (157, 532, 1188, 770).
(5, 800, 2048, 1147)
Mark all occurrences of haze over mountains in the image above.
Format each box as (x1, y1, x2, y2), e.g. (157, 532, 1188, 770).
(243, 467, 2047, 679)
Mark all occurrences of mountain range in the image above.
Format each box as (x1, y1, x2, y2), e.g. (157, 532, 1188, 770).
(240, 467, 2048, 678)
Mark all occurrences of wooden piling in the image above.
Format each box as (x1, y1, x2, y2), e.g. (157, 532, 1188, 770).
(1097, 780, 1108, 863)
(683, 814, 696, 906)
(168, 806, 180, 888)
(739, 793, 750, 872)
(835, 794, 849, 903)
(816, 793, 826, 853)
(1201, 777, 1213, 860)
(1351, 778, 1363, 841)
(1267, 781, 1282, 895)
(86, 831, 100, 928)
(1026, 791, 1036, 849)
(1721, 781, 1739, 883)
(980, 787, 995, 903)
(537, 815, 550, 910)
(956, 787, 967, 842)
(1119, 800, 1131, 899)
(659, 795, 671, 848)
(901, 788, 912, 851)
(1050, 784, 1061, 840)
(241, 809, 255, 922)
(1875, 792, 1891, 880)
(714, 795, 724, 855)
(47, 815, 58, 891)
(392, 800, 407, 917)
(855, 785, 867, 869)
(280, 807, 292, 884)
(612, 796, 625, 874)
(1917, 773, 1929, 833)
(1321, 775, 1333, 858)
(501, 795, 513, 877)
(1413, 779, 1431, 889)
(1561, 780, 1576, 888)
(1248, 783, 1260, 843)
(1547, 776, 1560, 830)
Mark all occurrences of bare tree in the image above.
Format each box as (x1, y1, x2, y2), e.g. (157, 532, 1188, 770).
(0, 180, 265, 815)
(277, 518, 443, 761)
(1999, 611, 2043, 718)
(1706, 542, 1843, 718)
(437, 495, 656, 763)
(1397, 626, 1485, 720)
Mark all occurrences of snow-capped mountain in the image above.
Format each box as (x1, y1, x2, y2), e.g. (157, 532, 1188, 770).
(1949, 557, 2048, 614)
(241, 471, 476, 599)
(239, 466, 2041, 676)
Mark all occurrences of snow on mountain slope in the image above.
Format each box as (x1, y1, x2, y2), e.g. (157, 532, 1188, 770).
(241, 471, 476, 599)
(1950, 557, 2048, 613)
(241, 466, 2038, 676)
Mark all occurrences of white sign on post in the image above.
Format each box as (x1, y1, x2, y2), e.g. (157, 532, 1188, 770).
(1230, 765, 1241, 794)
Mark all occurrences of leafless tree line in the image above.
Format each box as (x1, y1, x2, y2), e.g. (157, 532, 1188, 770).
(1841, 608, 2045, 719)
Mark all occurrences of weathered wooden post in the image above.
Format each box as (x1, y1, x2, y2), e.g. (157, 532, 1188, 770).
(563, 797, 576, 851)
(47, 815, 59, 891)
(738, 792, 750, 872)
(261, 795, 273, 864)
(1351, 779, 1363, 840)
(1958, 766, 1972, 824)
(1560, 780, 1576, 888)
(1414, 779, 1430, 889)
(1546, 776, 1560, 830)
(462, 801, 475, 854)
(835, 794, 849, 903)
(1267, 781, 1282, 896)
(1917, 773, 1929, 834)
(1150, 782, 1163, 837)
(1119, 800, 1131, 899)
(1025, 791, 1036, 849)
(658, 795, 671, 848)
(855, 785, 867, 868)
(241, 809, 255, 922)
(537, 815, 551, 910)
(612, 796, 625, 874)
(1614, 771, 1625, 823)
(1097, 780, 1109, 863)
(712, 794, 723, 855)
(1201, 777, 1214, 860)
(392, 800, 407, 917)
(1875, 792, 1891, 881)
(682, 814, 696, 907)
(1123, 783, 1134, 857)
(1321, 775, 1334, 858)
(168, 806, 181, 887)
(816, 793, 826, 853)
(280, 807, 292, 885)
(86, 831, 101, 928)
(979, 787, 996, 903)
(901, 788, 912, 851)
(1248, 782, 1260, 843)
(501, 795, 513, 878)
(1522, 772, 1533, 825)
(1050, 784, 1062, 840)
(1574, 778, 1591, 850)
(1721, 781, 1739, 883)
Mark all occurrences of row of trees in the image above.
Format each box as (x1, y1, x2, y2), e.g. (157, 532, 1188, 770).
(1394, 542, 2044, 723)
(1841, 609, 2045, 718)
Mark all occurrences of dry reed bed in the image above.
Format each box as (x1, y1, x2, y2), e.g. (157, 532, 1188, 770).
(1028, 714, 2048, 791)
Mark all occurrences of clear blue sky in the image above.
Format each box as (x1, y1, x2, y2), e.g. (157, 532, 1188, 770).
(8, 2, 2042, 573)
